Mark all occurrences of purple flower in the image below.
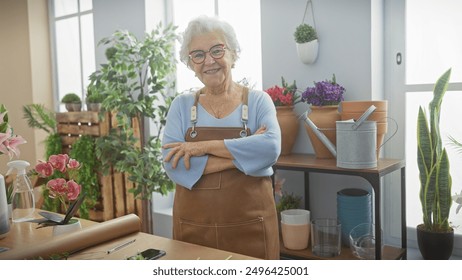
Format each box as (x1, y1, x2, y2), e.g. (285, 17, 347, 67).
(301, 75, 345, 106)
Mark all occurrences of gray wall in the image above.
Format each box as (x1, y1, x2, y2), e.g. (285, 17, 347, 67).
(93, 0, 147, 67)
(261, 0, 389, 224)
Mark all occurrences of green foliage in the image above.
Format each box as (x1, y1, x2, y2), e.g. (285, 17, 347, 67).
(417, 68, 453, 232)
(86, 89, 106, 103)
(70, 135, 101, 218)
(61, 93, 81, 104)
(22, 104, 57, 134)
(90, 22, 179, 200)
(276, 191, 302, 213)
(294, 23, 317, 44)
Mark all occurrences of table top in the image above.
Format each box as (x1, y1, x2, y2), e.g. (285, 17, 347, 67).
(0, 211, 257, 260)
(275, 153, 405, 176)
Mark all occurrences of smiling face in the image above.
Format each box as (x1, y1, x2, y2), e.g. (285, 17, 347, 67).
(188, 31, 235, 90)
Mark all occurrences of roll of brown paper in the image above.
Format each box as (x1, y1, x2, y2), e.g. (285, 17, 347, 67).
(0, 214, 140, 259)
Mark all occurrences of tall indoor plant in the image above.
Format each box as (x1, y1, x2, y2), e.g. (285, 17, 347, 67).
(88, 23, 178, 232)
(416, 68, 453, 260)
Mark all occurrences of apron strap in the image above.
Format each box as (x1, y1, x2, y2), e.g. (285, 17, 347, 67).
(189, 87, 250, 139)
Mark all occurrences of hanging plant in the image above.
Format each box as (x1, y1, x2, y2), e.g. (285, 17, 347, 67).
(294, 0, 319, 64)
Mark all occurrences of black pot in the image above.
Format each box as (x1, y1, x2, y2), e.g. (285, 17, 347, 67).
(417, 224, 454, 260)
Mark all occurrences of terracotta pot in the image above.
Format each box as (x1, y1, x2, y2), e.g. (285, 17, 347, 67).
(305, 105, 340, 159)
(276, 106, 299, 155)
(340, 100, 388, 113)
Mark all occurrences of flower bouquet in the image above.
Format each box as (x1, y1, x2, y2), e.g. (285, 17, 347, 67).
(301, 74, 345, 106)
(265, 77, 300, 107)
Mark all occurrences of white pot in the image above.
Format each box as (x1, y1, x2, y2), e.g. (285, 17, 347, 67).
(52, 219, 82, 236)
(296, 39, 319, 64)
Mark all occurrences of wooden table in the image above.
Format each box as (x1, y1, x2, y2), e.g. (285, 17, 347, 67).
(0, 212, 257, 260)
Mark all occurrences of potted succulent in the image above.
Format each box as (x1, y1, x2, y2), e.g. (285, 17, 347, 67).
(61, 93, 82, 112)
(416, 68, 454, 260)
(294, 23, 318, 64)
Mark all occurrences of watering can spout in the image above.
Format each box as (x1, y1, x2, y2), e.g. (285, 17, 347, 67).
(298, 105, 377, 159)
(299, 110, 337, 158)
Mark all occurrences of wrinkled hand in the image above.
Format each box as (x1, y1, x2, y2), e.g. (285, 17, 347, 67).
(254, 125, 267, 135)
(163, 141, 208, 170)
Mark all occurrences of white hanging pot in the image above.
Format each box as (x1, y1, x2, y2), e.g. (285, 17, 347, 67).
(296, 39, 319, 64)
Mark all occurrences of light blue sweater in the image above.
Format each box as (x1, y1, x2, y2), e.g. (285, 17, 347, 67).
(161, 89, 281, 190)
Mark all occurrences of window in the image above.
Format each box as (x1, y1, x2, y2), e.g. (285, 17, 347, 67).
(171, 0, 262, 93)
(404, 0, 462, 233)
(49, 0, 95, 111)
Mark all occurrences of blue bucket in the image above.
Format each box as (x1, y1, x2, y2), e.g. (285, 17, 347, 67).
(337, 188, 372, 246)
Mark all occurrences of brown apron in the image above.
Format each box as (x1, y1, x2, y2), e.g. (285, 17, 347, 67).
(172, 89, 280, 260)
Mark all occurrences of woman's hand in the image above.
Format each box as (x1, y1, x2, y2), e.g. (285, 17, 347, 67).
(163, 141, 208, 170)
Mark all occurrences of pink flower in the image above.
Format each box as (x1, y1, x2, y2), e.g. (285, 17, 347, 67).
(47, 178, 67, 198)
(5, 135, 27, 158)
(49, 154, 69, 173)
(66, 180, 81, 200)
(35, 161, 54, 177)
(67, 158, 80, 169)
(35, 154, 83, 212)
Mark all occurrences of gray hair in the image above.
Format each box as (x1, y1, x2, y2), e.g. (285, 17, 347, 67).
(179, 15, 241, 67)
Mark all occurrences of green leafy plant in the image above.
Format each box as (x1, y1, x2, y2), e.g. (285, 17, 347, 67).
(69, 135, 101, 218)
(6, 182, 13, 204)
(417, 68, 452, 232)
(86, 90, 106, 103)
(294, 23, 317, 44)
(61, 93, 81, 104)
(276, 191, 302, 213)
(89, 23, 179, 200)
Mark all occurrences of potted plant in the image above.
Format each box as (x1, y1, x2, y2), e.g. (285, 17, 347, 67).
(61, 93, 82, 112)
(88, 23, 178, 232)
(264, 77, 300, 155)
(416, 68, 454, 260)
(301, 74, 345, 159)
(294, 23, 318, 64)
(85, 87, 105, 112)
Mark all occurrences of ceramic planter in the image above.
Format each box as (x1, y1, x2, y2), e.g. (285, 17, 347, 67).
(417, 224, 454, 260)
(296, 39, 319, 64)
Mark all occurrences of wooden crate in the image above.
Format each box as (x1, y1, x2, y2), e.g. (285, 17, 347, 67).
(55, 111, 143, 222)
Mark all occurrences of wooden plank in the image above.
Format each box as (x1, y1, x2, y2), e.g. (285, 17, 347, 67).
(113, 172, 126, 218)
(56, 111, 100, 123)
(60, 135, 80, 146)
(101, 173, 114, 221)
(99, 112, 110, 136)
(57, 123, 101, 136)
(125, 179, 136, 214)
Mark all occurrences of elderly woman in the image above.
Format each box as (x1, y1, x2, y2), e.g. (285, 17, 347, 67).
(162, 15, 281, 260)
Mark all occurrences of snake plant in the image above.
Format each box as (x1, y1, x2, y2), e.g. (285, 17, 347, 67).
(417, 68, 452, 232)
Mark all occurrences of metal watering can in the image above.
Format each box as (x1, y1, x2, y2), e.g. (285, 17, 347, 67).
(300, 105, 378, 169)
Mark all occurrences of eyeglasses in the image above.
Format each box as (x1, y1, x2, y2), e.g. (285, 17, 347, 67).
(188, 44, 227, 64)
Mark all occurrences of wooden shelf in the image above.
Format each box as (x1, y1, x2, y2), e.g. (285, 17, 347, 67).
(274, 153, 407, 260)
(280, 239, 406, 260)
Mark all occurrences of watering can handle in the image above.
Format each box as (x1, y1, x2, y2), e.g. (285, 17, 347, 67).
(352, 105, 376, 130)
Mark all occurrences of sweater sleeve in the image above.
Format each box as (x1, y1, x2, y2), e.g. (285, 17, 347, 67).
(161, 94, 208, 190)
(224, 90, 281, 176)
